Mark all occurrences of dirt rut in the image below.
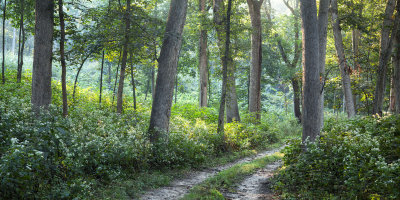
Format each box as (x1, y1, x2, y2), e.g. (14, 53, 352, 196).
(223, 161, 282, 200)
(138, 147, 283, 200)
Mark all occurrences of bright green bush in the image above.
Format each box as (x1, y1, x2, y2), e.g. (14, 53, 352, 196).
(273, 115, 400, 199)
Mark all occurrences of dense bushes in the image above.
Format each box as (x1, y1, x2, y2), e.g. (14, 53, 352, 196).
(0, 72, 298, 199)
(273, 115, 400, 199)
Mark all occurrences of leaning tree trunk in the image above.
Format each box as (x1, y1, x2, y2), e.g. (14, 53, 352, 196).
(318, 0, 330, 128)
(247, 0, 263, 121)
(300, 0, 320, 143)
(116, 0, 131, 114)
(199, 0, 208, 107)
(58, 0, 68, 117)
(2, 0, 6, 84)
(331, 0, 356, 118)
(72, 53, 91, 101)
(31, 0, 54, 111)
(373, 0, 397, 115)
(148, 0, 188, 143)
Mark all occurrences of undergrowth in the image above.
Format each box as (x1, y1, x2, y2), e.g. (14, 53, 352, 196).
(0, 70, 300, 199)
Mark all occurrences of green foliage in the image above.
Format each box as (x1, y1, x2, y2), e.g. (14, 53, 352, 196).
(273, 115, 400, 199)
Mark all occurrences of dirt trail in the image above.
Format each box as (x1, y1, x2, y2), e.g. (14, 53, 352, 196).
(223, 161, 282, 200)
(138, 147, 283, 200)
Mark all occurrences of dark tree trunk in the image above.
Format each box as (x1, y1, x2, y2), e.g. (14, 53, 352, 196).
(17, 0, 25, 83)
(247, 0, 263, 121)
(199, 0, 208, 107)
(58, 0, 68, 117)
(2, 0, 6, 84)
(300, 0, 320, 142)
(99, 50, 105, 104)
(217, 0, 233, 138)
(148, 0, 188, 143)
(31, 0, 54, 111)
(394, 31, 400, 113)
(214, 0, 240, 123)
(130, 53, 136, 110)
(117, 0, 131, 114)
(318, 0, 330, 128)
(373, 0, 397, 115)
(112, 51, 122, 106)
(292, 77, 301, 122)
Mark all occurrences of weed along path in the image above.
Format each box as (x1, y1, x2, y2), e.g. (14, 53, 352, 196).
(222, 161, 282, 200)
(138, 147, 283, 200)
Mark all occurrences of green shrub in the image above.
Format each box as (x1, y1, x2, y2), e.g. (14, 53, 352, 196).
(273, 115, 400, 199)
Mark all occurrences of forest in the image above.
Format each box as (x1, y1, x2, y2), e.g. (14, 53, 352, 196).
(0, 0, 399, 199)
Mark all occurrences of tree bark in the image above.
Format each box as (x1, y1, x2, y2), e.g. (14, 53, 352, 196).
(331, 0, 356, 118)
(214, 0, 240, 123)
(117, 0, 131, 114)
(99, 50, 105, 105)
(112, 51, 122, 106)
(300, 0, 320, 142)
(247, 0, 263, 121)
(31, 0, 54, 111)
(373, 0, 397, 115)
(318, 0, 330, 128)
(2, 0, 6, 84)
(58, 0, 68, 117)
(217, 0, 233, 145)
(148, 0, 188, 143)
(394, 31, 400, 113)
(130, 53, 136, 110)
(199, 0, 208, 107)
(17, 0, 25, 83)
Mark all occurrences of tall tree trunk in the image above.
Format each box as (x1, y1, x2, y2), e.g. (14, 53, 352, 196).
(389, 69, 396, 113)
(279, 0, 302, 123)
(148, 0, 188, 143)
(373, 0, 397, 115)
(394, 31, 400, 113)
(318, 0, 330, 128)
(300, 0, 320, 142)
(31, 0, 54, 111)
(217, 0, 233, 144)
(116, 0, 131, 114)
(2, 0, 6, 84)
(17, 0, 25, 83)
(247, 0, 263, 121)
(12, 27, 15, 55)
(17, 16, 22, 81)
(58, 0, 68, 117)
(112, 51, 122, 105)
(99, 50, 105, 104)
(130, 53, 136, 110)
(199, 0, 208, 107)
(214, 0, 240, 123)
(331, 0, 356, 118)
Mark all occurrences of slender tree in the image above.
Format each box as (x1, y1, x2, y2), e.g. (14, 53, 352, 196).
(373, 0, 397, 115)
(247, 0, 263, 121)
(2, 0, 6, 84)
(217, 0, 233, 139)
(31, 0, 54, 111)
(331, 0, 356, 118)
(148, 0, 188, 143)
(318, 0, 330, 128)
(300, 0, 320, 142)
(117, 0, 131, 114)
(58, 0, 68, 117)
(199, 0, 208, 107)
(99, 50, 105, 104)
(214, 0, 240, 123)
(16, 0, 25, 83)
(130, 53, 136, 110)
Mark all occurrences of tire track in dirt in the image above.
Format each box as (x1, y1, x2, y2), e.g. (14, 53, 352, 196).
(138, 147, 283, 200)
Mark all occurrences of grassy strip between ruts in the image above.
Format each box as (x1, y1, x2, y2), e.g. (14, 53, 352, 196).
(181, 152, 284, 200)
